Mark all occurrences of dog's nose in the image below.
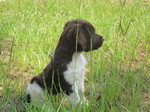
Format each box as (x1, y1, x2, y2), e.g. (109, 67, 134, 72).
(99, 35, 104, 41)
(102, 37, 104, 41)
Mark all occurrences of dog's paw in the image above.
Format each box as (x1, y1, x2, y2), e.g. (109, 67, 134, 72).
(80, 99, 89, 106)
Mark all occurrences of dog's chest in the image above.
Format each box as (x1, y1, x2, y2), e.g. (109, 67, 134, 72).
(63, 53, 87, 85)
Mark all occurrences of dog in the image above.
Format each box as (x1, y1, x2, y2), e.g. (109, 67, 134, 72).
(27, 18, 104, 106)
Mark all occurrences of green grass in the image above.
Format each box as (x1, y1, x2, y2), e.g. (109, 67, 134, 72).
(0, 0, 149, 111)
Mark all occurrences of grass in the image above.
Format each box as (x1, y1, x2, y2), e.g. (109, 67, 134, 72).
(0, 0, 149, 111)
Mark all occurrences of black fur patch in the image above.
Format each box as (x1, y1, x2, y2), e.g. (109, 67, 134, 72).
(27, 94, 31, 103)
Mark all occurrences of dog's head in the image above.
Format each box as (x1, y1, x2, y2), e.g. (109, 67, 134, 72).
(62, 18, 104, 52)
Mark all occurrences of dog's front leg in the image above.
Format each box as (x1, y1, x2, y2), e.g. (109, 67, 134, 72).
(68, 82, 80, 104)
(77, 76, 89, 105)
(78, 89, 89, 106)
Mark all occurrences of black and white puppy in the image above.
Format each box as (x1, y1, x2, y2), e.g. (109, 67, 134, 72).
(27, 18, 104, 105)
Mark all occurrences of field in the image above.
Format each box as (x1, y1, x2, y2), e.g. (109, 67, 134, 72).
(0, 0, 149, 111)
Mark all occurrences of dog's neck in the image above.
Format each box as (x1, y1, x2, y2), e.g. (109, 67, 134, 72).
(53, 35, 81, 64)
(54, 44, 80, 64)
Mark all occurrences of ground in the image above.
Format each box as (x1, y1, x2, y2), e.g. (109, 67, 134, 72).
(0, 0, 149, 112)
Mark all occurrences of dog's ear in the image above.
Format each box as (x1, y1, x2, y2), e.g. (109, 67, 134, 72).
(77, 25, 91, 51)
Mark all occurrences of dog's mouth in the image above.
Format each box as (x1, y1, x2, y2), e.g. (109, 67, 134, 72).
(86, 36, 104, 51)
(92, 37, 104, 50)
(83, 40, 104, 52)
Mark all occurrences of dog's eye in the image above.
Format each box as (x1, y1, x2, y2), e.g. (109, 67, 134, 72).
(91, 28, 95, 33)
(87, 26, 95, 34)
(89, 28, 95, 34)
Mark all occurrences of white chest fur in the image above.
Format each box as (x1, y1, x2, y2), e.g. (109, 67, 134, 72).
(63, 53, 87, 85)
(63, 53, 88, 104)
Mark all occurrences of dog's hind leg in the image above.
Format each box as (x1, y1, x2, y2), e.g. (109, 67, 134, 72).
(27, 81, 45, 105)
